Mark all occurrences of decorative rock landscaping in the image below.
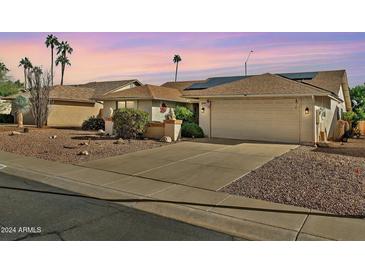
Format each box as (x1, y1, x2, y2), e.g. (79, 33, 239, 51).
(0, 127, 170, 164)
(221, 141, 365, 216)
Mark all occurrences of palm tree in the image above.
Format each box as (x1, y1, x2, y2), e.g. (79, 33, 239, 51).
(56, 41, 73, 85)
(0, 61, 9, 80)
(0, 62, 9, 73)
(12, 95, 29, 128)
(32, 66, 43, 75)
(173, 54, 182, 82)
(45, 34, 59, 86)
(18, 57, 33, 89)
(55, 55, 71, 86)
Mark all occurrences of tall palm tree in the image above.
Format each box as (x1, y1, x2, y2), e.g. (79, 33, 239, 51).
(18, 57, 33, 89)
(55, 55, 71, 86)
(56, 41, 73, 85)
(173, 54, 182, 82)
(45, 34, 59, 86)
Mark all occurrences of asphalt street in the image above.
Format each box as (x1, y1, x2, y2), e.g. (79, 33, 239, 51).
(0, 172, 235, 241)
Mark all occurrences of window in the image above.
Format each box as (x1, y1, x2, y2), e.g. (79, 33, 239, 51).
(117, 100, 136, 109)
(126, 101, 135, 109)
(117, 101, 126, 109)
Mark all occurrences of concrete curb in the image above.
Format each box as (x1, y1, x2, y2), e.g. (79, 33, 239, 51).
(0, 164, 301, 240)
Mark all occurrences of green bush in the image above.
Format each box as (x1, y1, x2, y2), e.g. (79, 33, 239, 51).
(82, 116, 105, 131)
(343, 111, 356, 122)
(181, 122, 204, 138)
(0, 114, 14, 123)
(113, 108, 149, 139)
(175, 105, 194, 122)
(0, 80, 22, 97)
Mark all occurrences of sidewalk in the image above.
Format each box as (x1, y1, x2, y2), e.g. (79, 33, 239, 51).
(0, 150, 364, 240)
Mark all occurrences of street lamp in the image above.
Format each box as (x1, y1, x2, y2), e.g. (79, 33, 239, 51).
(244, 50, 254, 76)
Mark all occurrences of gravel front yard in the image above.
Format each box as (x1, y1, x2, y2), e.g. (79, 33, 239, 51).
(0, 127, 169, 164)
(221, 139, 365, 216)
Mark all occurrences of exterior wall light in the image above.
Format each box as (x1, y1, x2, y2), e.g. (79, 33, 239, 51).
(305, 107, 310, 115)
(201, 107, 205, 113)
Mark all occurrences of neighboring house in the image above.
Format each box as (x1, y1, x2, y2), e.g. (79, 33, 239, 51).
(182, 70, 351, 145)
(48, 79, 142, 127)
(1, 79, 141, 127)
(47, 85, 102, 127)
(95, 84, 196, 122)
(0, 90, 34, 124)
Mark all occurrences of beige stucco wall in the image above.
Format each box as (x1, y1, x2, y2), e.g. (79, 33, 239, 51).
(299, 97, 315, 144)
(47, 101, 102, 128)
(314, 85, 346, 140)
(138, 100, 152, 120)
(102, 99, 188, 123)
(199, 100, 211, 137)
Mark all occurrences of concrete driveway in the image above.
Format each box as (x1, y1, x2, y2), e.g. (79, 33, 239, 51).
(80, 139, 297, 191)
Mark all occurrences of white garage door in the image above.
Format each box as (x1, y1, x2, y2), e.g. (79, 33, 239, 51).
(211, 98, 300, 143)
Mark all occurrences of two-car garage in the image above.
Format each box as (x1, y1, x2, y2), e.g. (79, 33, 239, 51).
(202, 98, 304, 144)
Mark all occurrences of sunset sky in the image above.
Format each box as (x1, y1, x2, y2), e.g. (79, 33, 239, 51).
(0, 32, 364, 87)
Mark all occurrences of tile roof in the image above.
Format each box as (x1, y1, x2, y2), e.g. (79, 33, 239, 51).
(182, 73, 335, 98)
(161, 80, 205, 91)
(96, 84, 190, 103)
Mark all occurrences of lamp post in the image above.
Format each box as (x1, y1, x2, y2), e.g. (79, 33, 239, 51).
(244, 50, 254, 76)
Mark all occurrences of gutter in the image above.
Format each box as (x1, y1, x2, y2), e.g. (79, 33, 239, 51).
(93, 96, 193, 103)
(183, 93, 334, 99)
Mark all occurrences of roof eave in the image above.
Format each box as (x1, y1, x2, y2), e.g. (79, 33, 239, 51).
(50, 98, 95, 103)
(182, 93, 333, 99)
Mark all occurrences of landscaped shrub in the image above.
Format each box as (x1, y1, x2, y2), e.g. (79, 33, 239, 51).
(343, 111, 356, 124)
(0, 114, 14, 123)
(113, 108, 149, 139)
(181, 122, 204, 138)
(175, 105, 194, 123)
(82, 116, 105, 131)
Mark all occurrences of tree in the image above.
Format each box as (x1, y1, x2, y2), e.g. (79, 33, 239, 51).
(175, 105, 194, 123)
(18, 57, 33, 89)
(349, 84, 365, 124)
(0, 60, 22, 97)
(55, 55, 71, 86)
(56, 41, 73, 85)
(12, 95, 29, 128)
(45, 34, 59, 86)
(27, 67, 52, 128)
(0, 61, 9, 81)
(173, 54, 182, 82)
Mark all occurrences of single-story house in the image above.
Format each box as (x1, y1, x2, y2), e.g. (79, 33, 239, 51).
(182, 70, 351, 145)
(95, 84, 197, 122)
(1, 79, 142, 127)
(48, 79, 142, 127)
